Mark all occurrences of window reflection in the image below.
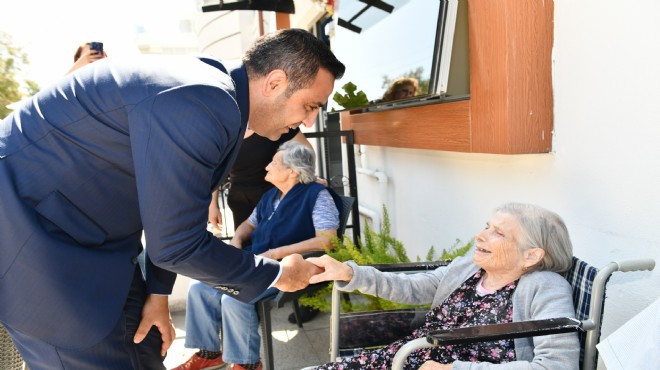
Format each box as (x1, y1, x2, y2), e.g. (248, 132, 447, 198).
(329, 0, 440, 111)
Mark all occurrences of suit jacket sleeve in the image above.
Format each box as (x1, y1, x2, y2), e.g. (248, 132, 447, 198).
(129, 83, 280, 302)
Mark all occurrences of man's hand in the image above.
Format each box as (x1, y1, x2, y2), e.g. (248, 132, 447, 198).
(133, 294, 176, 356)
(307, 255, 353, 284)
(273, 254, 324, 292)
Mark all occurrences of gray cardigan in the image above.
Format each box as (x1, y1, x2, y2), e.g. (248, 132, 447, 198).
(336, 252, 580, 369)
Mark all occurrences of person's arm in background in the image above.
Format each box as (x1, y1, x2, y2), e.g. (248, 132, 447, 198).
(230, 218, 256, 249)
(259, 229, 336, 261)
(208, 189, 223, 232)
(66, 43, 107, 75)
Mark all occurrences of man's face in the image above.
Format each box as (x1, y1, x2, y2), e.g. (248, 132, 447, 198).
(251, 68, 336, 140)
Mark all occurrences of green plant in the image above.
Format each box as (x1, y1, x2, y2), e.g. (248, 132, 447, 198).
(331, 81, 369, 110)
(300, 206, 473, 313)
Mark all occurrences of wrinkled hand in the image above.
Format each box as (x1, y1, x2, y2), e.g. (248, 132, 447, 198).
(273, 254, 324, 292)
(315, 177, 329, 186)
(419, 360, 452, 370)
(307, 255, 353, 284)
(133, 295, 175, 356)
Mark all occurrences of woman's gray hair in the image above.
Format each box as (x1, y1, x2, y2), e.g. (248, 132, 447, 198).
(278, 141, 316, 184)
(495, 202, 574, 273)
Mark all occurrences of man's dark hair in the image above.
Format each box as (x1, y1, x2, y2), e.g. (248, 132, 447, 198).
(243, 28, 345, 97)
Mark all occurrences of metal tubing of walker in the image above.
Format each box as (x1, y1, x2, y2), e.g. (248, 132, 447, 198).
(391, 337, 435, 370)
(330, 284, 341, 362)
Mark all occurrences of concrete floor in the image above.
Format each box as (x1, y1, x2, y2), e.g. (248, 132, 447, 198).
(163, 302, 332, 370)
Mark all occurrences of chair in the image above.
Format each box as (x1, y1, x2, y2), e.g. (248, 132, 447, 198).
(387, 257, 655, 370)
(257, 195, 355, 370)
(0, 324, 24, 370)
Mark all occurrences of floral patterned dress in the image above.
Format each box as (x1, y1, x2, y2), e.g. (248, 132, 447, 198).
(315, 270, 518, 370)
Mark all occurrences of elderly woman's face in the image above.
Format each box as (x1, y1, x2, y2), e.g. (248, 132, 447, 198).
(473, 212, 528, 275)
(265, 151, 294, 185)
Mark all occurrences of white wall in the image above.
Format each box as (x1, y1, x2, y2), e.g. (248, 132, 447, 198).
(195, 10, 261, 60)
(353, 0, 660, 367)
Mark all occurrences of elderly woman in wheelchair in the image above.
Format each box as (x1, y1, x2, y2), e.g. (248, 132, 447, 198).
(308, 202, 580, 370)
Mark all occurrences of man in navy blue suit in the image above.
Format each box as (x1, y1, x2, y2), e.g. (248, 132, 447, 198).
(0, 29, 345, 369)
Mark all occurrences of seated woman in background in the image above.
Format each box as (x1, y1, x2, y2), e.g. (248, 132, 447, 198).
(308, 202, 579, 370)
(172, 141, 342, 370)
(382, 77, 419, 101)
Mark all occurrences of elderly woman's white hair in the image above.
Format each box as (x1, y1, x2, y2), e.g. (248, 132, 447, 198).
(278, 141, 316, 184)
(496, 202, 574, 273)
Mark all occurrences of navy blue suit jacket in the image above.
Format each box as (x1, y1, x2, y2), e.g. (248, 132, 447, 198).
(0, 55, 280, 349)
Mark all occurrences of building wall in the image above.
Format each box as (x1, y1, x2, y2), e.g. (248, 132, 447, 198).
(195, 10, 262, 60)
(353, 1, 660, 367)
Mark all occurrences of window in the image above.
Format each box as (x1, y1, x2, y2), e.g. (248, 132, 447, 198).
(338, 0, 555, 154)
(329, 0, 467, 113)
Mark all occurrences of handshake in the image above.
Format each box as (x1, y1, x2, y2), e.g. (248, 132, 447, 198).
(273, 254, 354, 292)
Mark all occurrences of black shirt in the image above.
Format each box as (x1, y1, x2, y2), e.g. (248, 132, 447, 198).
(228, 127, 300, 189)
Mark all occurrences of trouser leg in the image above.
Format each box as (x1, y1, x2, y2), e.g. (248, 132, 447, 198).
(220, 288, 277, 364)
(183, 280, 224, 351)
(5, 267, 165, 370)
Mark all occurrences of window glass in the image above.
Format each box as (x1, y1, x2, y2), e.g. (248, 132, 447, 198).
(329, 0, 441, 111)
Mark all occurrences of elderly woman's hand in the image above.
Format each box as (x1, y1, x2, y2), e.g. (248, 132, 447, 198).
(308, 255, 353, 283)
(419, 360, 452, 370)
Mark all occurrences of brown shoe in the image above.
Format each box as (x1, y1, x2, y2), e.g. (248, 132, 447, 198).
(229, 362, 262, 370)
(171, 352, 225, 370)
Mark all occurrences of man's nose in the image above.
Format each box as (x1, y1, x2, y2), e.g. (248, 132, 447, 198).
(301, 112, 319, 127)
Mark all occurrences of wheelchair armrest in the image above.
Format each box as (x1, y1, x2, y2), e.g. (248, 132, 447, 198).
(368, 261, 451, 273)
(427, 317, 583, 345)
(391, 318, 582, 370)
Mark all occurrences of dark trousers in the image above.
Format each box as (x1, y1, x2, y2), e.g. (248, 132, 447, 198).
(6, 267, 165, 370)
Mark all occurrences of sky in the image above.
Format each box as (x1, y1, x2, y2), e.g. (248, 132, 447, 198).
(1, 0, 199, 88)
(2, 0, 437, 106)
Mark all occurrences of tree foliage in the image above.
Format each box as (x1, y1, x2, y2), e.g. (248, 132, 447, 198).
(1, 32, 39, 119)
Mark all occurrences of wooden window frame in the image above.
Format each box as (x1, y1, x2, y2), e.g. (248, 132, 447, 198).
(339, 0, 554, 154)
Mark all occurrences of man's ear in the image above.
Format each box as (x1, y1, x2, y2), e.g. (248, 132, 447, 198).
(261, 69, 288, 97)
(524, 247, 545, 269)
